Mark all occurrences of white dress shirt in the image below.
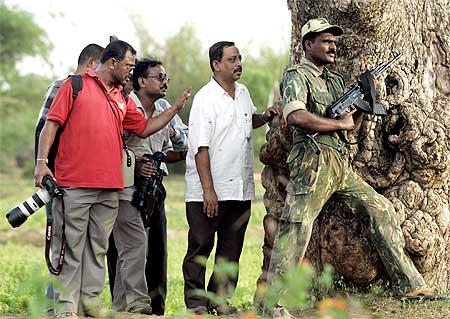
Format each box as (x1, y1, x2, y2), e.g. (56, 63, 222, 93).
(185, 77, 256, 202)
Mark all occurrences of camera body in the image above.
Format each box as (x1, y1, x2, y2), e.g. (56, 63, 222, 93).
(131, 152, 167, 217)
(6, 176, 64, 228)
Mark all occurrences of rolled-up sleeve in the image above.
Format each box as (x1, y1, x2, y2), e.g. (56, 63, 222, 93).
(123, 98, 147, 136)
(188, 95, 214, 156)
(281, 70, 308, 121)
(170, 115, 188, 149)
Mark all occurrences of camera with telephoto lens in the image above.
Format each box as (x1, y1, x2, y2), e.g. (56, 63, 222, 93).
(5, 175, 65, 228)
(131, 152, 167, 218)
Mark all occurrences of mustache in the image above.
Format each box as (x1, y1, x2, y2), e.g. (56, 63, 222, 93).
(160, 84, 168, 90)
(326, 50, 336, 54)
(234, 66, 242, 73)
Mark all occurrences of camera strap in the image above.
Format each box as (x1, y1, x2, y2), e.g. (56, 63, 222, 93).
(100, 86, 131, 158)
(45, 197, 66, 275)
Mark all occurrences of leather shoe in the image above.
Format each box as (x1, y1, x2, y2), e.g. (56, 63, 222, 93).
(209, 303, 238, 316)
(188, 305, 209, 315)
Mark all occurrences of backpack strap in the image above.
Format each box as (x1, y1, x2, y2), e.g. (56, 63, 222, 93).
(70, 74, 83, 99)
(44, 74, 83, 276)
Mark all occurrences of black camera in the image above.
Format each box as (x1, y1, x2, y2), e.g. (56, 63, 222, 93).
(6, 176, 64, 228)
(131, 152, 167, 217)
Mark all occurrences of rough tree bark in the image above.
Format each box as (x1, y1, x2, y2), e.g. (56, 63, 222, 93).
(256, 0, 450, 296)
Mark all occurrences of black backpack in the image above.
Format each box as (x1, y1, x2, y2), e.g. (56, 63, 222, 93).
(34, 74, 83, 172)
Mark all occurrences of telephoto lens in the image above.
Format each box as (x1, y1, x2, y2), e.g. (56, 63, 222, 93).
(5, 176, 63, 228)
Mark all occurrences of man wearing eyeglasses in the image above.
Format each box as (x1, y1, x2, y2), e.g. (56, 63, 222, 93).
(35, 41, 191, 318)
(110, 58, 188, 315)
(183, 41, 277, 315)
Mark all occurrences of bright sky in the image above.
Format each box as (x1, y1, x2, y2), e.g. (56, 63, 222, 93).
(6, 0, 291, 78)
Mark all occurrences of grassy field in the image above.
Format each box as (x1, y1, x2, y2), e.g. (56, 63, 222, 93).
(0, 173, 266, 315)
(0, 173, 449, 318)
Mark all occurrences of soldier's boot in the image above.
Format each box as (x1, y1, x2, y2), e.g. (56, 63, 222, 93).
(402, 287, 447, 301)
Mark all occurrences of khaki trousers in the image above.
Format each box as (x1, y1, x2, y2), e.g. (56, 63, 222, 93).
(51, 188, 119, 313)
(111, 200, 151, 311)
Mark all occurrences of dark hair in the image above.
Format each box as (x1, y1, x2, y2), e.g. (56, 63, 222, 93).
(302, 32, 320, 51)
(100, 40, 136, 64)
(208, 41, 235, 71)
(77, 44, 104, 66)
(132, 57, 163, 91)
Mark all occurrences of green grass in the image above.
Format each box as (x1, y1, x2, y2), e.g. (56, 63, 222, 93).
(1, 174, 449, 319)
(0, 173, 266, 315)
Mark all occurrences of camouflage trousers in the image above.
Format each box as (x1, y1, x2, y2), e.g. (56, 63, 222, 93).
(266, 142, 426, 300)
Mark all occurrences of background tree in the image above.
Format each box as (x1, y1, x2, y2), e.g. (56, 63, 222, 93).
(257, 0, 450, 298)
(0, 2, 51, 175)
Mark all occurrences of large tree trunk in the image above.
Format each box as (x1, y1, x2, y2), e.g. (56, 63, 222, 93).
(256, 0, 450, 297)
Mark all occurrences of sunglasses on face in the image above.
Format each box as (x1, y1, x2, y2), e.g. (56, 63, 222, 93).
(146, 73, 170, 83)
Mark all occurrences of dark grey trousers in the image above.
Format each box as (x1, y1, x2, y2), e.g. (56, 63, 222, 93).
(182, 200, 251, 309)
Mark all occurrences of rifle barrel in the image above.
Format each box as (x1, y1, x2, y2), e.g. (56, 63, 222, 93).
(372, 53, 402, 77)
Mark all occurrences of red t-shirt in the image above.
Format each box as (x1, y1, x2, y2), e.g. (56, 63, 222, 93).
(47, 69, 147, 188)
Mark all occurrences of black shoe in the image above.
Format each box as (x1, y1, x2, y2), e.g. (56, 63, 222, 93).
(126, 303, 152, 315)
(189, 305, 209, 315)
(209, 303, 238, 316)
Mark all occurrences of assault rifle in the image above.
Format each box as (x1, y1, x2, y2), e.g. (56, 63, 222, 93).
(328, 52, 402, 119)
(131, 152, 167, 226)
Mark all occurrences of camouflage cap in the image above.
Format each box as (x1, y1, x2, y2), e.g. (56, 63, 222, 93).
(301, 18, 343, 40)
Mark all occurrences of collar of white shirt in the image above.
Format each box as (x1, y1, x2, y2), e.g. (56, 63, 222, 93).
(209, 76, 245, 98)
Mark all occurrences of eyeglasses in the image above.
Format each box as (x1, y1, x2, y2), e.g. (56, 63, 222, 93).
(116, 59, 136, 70)
(222, 55, 242, 64)
(146, 73, 170, 83)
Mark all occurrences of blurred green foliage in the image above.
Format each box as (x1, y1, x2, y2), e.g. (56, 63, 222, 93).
(0, 2, 50, 83)
(0, 3, 52, 176)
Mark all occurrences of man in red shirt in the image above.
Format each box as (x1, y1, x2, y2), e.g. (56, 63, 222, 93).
(35, 40, 191, 319)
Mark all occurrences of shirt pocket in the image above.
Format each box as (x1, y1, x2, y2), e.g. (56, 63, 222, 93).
(149, 131, 165, 152)
(311, 93, 332, 117)
(286, 144, 320, 195)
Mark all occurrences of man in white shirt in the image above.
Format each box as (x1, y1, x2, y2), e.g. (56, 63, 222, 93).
(183, 41, 277, 315)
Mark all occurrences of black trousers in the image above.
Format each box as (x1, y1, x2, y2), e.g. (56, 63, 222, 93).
(182, 200, 251, 309)
(107, 204, 167, 315)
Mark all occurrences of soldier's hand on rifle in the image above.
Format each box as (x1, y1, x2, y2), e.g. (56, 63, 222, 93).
(203, 188, 219, 218)
(34, 161, 55, 189)
(338, 108, 358, 131)
(172, 87, 192, 113)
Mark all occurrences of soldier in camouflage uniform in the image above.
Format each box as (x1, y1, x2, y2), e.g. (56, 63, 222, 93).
(264, 18, 438, 312)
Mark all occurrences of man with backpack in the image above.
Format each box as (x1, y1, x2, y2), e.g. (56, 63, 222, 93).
(34, 40, 191, 319)
(35, 43, 104, 315)
(35, 43, 104, 167)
